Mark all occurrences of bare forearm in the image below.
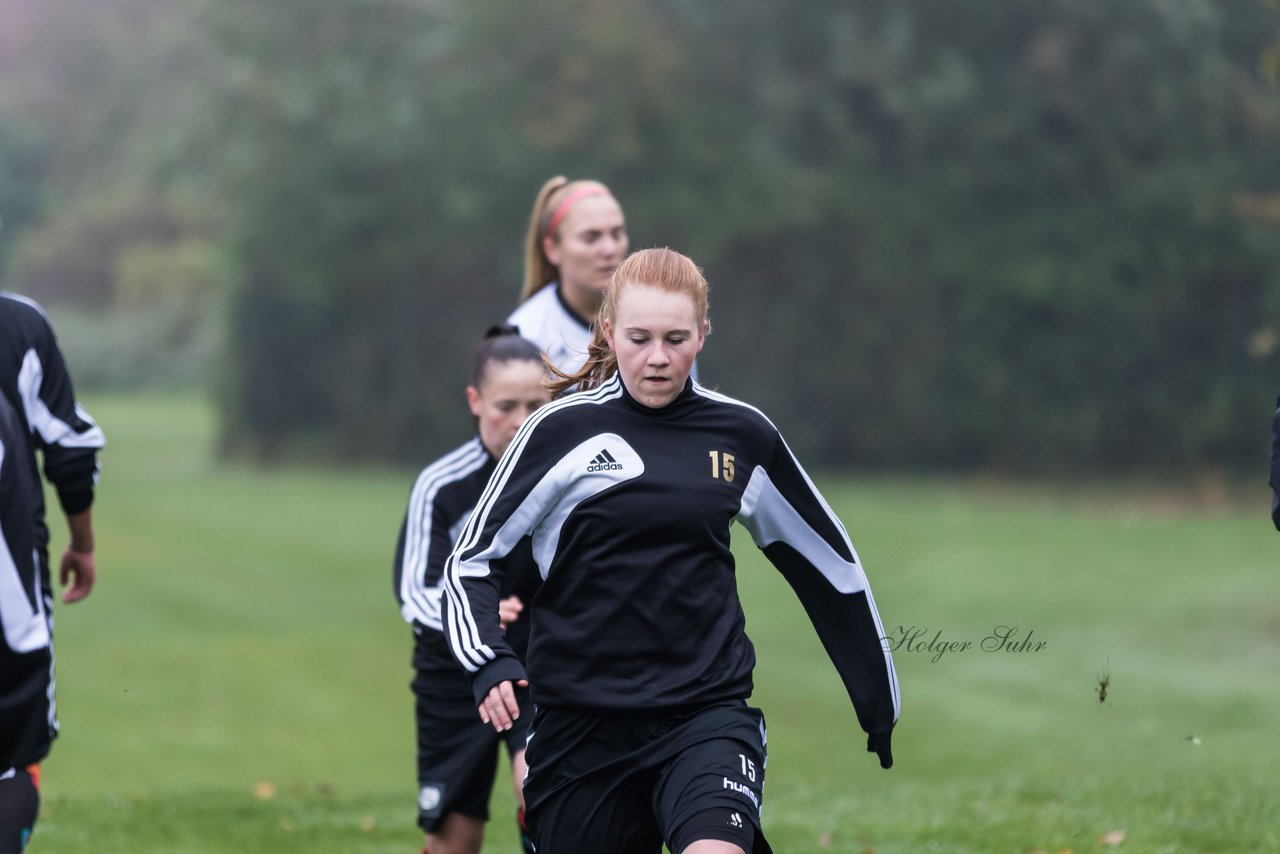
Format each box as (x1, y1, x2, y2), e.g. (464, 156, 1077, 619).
(66, 507, 94, 553)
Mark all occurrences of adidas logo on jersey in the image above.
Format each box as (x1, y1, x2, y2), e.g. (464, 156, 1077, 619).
(586, 449, 623, 472)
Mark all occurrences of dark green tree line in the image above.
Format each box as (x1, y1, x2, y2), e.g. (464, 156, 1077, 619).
(3, 0, 1278, 470)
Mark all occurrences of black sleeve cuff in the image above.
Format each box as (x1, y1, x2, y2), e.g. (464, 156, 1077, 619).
(471, 657, 529, 707)
(867, 727, 894, 769)
(57, 486, 94, 516)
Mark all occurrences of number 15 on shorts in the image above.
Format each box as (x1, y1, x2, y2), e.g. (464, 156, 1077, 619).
(738, 754, 756, 782)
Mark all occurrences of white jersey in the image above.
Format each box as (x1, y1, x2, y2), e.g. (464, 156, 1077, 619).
(507, 282, 593, 375)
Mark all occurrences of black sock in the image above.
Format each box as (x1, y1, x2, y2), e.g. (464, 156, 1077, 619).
(0, 768, 39, 854)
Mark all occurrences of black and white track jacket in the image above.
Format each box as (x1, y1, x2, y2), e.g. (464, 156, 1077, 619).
(1, 392, 46, 659)
(393, 437, 540, 664)
(443, 375, 899, 739)
(0, 293, 105, 551)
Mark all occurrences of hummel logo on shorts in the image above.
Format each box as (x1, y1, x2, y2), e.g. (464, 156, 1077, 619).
(727, 811, 744, 828)
(586, 449, 623, 472)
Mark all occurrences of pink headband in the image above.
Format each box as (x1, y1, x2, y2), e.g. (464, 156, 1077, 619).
(545, 184, 609, 239)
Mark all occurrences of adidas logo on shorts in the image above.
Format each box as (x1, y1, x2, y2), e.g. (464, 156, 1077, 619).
(586, 449, 623, 472)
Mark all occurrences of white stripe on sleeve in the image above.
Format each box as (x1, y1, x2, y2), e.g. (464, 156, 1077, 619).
(18, 349, 106, 449)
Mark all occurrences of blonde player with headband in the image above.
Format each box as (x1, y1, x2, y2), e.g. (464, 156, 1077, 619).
(508, 177, 629, 374)
(509, 176, 698, 384)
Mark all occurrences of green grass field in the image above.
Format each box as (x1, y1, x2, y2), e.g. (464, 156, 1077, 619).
(30, 395, 1277, 853)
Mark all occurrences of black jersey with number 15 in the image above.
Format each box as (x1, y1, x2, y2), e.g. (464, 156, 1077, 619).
(443, 375, 900, 740)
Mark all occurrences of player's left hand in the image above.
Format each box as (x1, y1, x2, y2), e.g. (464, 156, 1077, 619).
(59, 547, 96, 604)
(499, 595, 524, 628)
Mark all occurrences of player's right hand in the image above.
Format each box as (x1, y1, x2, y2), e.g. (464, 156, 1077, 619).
(478, 678, 528, 732)
(60, 547, 96, 603)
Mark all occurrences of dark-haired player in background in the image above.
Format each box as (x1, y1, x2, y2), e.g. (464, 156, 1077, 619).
(393, 326, 549, 854)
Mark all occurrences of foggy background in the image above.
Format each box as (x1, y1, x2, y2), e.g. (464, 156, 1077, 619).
(2, 0, 1278, 472)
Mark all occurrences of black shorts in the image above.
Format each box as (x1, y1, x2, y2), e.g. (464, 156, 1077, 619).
(522, 700, 772, 854)
(412, 629, 532, 833)
(0, 550, 56, 769)
(0, 647, 55, 770)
